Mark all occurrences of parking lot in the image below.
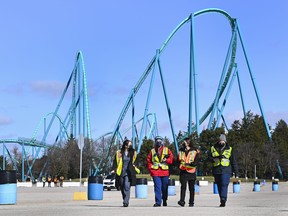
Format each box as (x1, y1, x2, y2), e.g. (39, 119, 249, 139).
(0, 181, 288, 216)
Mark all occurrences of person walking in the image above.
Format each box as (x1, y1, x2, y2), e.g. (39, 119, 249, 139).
(53, 176, 58, 187)
(112, 139, 139, 207)
(42, 176, 46, 188)
(147, 136, 174, 207)
(209, 134, 239, 207)
(59, 176, 64, 187)
(177, 137, 199, 207)
(47, 176, 52, 187)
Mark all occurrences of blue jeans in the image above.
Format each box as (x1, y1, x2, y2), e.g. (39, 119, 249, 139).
(214, 173, 230, 203)
(152, 176, 169, 205)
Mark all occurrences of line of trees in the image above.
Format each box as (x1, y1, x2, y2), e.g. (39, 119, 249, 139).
(2, 111, 288, 180)
(136, 114, 286, 180)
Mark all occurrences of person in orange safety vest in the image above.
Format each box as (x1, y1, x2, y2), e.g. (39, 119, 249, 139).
(177, 137, 199, 207)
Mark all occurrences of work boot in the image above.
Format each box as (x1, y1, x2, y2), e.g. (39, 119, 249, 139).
(153, 203, 161, 207)
(163, 200, 167, 206)
(220, 201, 226, 207)
(177, 201, 185, 207)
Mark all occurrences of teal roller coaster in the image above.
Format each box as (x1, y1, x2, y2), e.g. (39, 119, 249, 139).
(0, 8, 271, 179)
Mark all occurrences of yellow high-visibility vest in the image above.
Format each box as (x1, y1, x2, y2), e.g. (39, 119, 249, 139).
(211, 146, 232, 167)
(116, 150, 137, 176)
(150, 147, 169, 170)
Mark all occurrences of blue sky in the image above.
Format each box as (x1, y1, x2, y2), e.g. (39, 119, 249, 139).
(1, 0, 288, 144)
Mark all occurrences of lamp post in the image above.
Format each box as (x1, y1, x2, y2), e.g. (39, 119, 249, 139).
(77, 134, 84, 189)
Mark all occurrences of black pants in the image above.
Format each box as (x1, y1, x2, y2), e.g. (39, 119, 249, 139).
(179, 173, 196, 205)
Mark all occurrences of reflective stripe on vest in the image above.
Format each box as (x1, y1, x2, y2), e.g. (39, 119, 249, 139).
(211, 146, 232, 167)
(178, 150, 197, 173)
(151, 147, 169, 170)
(116, 150, 137, 176)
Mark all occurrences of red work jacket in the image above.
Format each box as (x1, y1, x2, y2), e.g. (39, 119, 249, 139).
(147, 146, 173, 176)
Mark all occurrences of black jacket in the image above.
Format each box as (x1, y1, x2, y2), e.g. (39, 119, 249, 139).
(112, 149, 137, 187)
(209, 142, 238, 176)
(178, 148, 199, 178)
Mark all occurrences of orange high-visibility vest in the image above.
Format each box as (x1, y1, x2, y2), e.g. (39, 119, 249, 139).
(178, 150, 197, 173)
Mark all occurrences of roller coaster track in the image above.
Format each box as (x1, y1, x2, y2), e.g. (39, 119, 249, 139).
(92, 8, 271, 175)
(105, 9, 235, 153)
(1, 8, 271, 178)
(0, 51, 92, 181)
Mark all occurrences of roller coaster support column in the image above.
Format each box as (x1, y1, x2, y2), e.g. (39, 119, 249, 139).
(236, 22, 271, 140)
(189, 13, 200, 136)
(132, 89, 136, 149)
(215, 65, 237, 128)
(157, 54, 179, 154)
(21, 143, 25, 182)
(235, 64, 247, 118)
(2, 143, 5, 170)
(139, 50, 159, 149)
(208, 23, 237, 129)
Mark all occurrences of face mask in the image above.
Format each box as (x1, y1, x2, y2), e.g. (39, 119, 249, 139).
(155, 140, 162, 148)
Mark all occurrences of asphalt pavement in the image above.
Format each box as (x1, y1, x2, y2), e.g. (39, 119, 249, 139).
(0, 181, 287, 216)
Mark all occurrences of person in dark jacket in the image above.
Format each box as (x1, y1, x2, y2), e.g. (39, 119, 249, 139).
(209, 134, 238, 207)
(147, 136, 174, 207)
(177, 137, 199, 207)
(112, 139, 139, 207)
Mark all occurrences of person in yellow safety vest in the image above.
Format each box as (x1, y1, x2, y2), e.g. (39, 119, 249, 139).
(111, 139, 140, 207)
(147, 136, 174, 207)
(42, 176, 46, 187)
(177, 137, 199, 207)
(209, 134, 239, 207)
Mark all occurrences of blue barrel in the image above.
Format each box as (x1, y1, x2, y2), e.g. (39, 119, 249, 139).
(194, 180, 200, 195)
(168, 178, 176, 196)
(262, 179, 266, 186)
(272, 181, 278, 191)
(233, 181, 240, 193)
(135, 178, 148, 198)
(0, 170, 17, 205)
(88, 176, 103, 200)
(213, 182, 218, 194)
(253, 181, 260, 192)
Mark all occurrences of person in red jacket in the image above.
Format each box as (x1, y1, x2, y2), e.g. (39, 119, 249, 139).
(147, 136, 174, 207)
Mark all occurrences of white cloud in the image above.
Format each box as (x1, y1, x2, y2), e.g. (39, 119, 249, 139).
(0, 115, 13, 125)
(31, 80, 65, 97)
(225, 110, 244, 123)
(266, 111, 288, 128)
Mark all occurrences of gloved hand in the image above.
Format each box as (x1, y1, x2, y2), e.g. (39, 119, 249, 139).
(185, 162, 195, 166)
(164, 154, 170, 159)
